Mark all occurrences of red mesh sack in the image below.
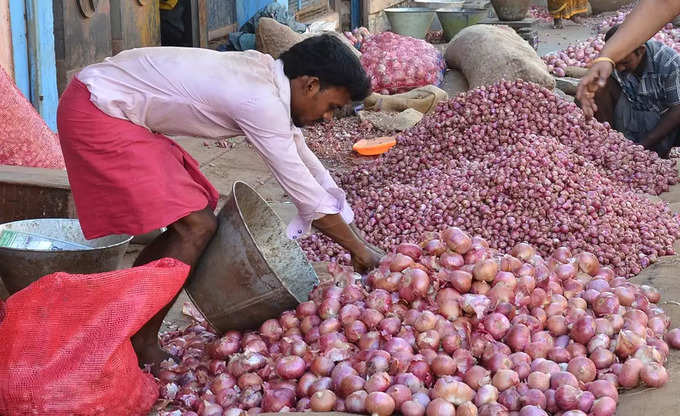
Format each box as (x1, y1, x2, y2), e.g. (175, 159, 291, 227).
(0, 258, 190, 415)
(0, 66, 65, 169)
(360, 32, 446, 95)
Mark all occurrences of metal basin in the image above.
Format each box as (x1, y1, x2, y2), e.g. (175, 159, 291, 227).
(491, 0, 530, 21)
(414, 0, 465, 10)
(437, 8, 489, 41)
(186, 181, 319, 334)
(0, 219, 132, 296)
(385, 7, 436, 39)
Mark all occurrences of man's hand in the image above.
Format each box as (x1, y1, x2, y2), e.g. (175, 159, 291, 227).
(577, 61, 615, 119)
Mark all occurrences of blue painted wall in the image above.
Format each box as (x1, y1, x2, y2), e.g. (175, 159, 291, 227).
(24, 0, 58, 130)
(9, 0, 29, 99)
(9, 0, 58, 131)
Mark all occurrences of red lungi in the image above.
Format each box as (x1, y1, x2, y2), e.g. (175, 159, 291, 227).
(56, 78, 219, 240)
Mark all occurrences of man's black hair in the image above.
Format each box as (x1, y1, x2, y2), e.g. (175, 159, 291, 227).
(280, 34, 371, 101)
(604, 25, 620, 42)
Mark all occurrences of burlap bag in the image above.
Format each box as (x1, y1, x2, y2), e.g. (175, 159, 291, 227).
(445, 25, 555, 90)
(363, 85, 449, 115)
(256, 18, 360, 59)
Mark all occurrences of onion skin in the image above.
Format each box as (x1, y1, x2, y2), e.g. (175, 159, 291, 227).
(590, 396, 617, 416)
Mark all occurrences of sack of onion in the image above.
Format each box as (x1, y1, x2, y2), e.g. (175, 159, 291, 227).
(157, 228, 677, 416)
(0, 258, 190, 416)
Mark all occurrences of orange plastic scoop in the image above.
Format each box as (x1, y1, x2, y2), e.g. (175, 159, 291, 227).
(352, 136, 397, 156)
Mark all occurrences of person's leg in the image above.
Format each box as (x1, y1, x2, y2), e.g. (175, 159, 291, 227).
(131, 206, 217, 368)
(553, 18, 564, 29)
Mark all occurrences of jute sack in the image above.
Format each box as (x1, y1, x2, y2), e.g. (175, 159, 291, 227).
(256, 18, 360, 59)
(363, 85, 449, 115)
(445, 25, 555, 90)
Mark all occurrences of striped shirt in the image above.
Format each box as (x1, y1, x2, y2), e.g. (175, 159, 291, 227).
(613, 40, 680, 113)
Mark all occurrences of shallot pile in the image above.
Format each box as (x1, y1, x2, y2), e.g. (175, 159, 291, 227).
(156, 229, 678, 416)
(301, 80, 680, 276)
(360, 32, 446, 95)
(544, 21, 680, 76)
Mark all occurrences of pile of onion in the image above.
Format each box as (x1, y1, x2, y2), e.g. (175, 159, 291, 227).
(157, 229, 677, 416)
(301, 80, 679, 276)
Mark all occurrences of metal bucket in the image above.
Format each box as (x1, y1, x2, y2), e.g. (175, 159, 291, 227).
(437, 8, 489, 41)
(0, 219, 132, 296)
(385, 8, 436, 39)
(491, 0, 530, 21)
(414, 0, 465, 10)
(185, 181, 319, 334)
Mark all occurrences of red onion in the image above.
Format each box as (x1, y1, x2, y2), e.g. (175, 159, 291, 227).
(339, 375, 365, 398)
(473, 259, 498, 282)
(260, 319, 283, 343)
(586, 380, 618, 402)
(590, 396, 616, 416)
(262, 388, 295, 412)
(424, 398, 454, 416)
(474, 384, 499, 407)
(566, 356, 596, 383)
(346, 390, 368, 413)
(550, 371, 579, 389)
(570, 316, 596, 345)
(385, 384, 412, 409)
(366, 391, 396, 416)
(555, 385, 580, 410)
(519, 405, 548, 416)
(592, 293, 620, 317)
(310, 389, 337, 411)
(665, 327, 680, 348)
(432, 377, 475, 405)
(399, 268, 431, 303)
(498, 387, 522, 411)
(401, 400, 426, 416)
(478, 402, 510, 416)
(521, 388, 546, 408)
(640, 285, 661, 303)
(618, 358, 644, 388)
(448, 270, 473, 293)
(309, 377, 333, 396)
(492, 369, 520, 391)
(505, 324, 531, 352)
(640, 362, 669, 387)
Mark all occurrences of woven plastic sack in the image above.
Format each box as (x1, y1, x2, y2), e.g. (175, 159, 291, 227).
(360, 32, 446, 95)
(0, 258, 190, 416)
(0, 66, 65, 169)
(445, 25, 555, 90)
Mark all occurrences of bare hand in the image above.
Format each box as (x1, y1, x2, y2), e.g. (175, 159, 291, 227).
(576, 61, 614, 119)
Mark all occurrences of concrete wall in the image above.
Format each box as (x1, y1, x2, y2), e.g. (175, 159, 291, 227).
(0, 0, 13, 78)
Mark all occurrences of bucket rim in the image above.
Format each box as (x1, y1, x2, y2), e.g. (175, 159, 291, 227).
(0, 218, 133, 253)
